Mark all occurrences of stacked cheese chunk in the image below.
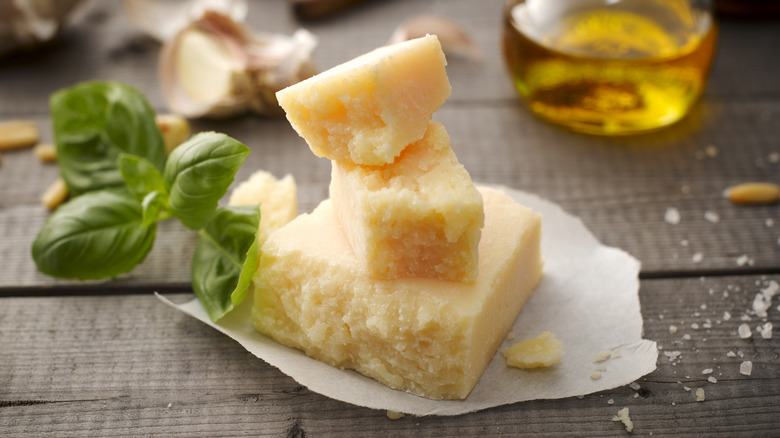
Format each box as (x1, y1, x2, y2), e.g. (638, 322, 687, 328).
(254, 35, 543, 400)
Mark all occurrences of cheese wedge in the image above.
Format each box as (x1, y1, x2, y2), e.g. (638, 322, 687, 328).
(329, 121, 483, 282)
(253, 187, 543, 400)
(275, 35, 451, 166)
(228, 170, 298, 246)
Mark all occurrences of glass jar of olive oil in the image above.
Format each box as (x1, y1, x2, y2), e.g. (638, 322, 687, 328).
(502, 0, 717, 135)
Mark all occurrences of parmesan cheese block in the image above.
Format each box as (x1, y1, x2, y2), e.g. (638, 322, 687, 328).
(252, 187, 543, 400)
(228, 170, 298, 246)
(275, 35, 451, 166)
(329, 121, 484, 282)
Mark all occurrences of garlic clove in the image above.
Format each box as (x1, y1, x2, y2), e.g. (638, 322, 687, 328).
(388, 14, 482, 61)
(160, 17, 250, 118)
(121, 0, 247, 42)
(160, 11, 317, 118)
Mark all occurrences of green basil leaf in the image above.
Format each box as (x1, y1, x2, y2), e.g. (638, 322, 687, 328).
(191, 205, 260, 322)
(118, 153, 168, 201)
(141, 191, 169, 227)
(51, 81, 166, 196)
(164, 132, 250, 230)
(31, 190, 156, 280)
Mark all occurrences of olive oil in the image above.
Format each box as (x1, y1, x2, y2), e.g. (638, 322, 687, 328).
(503, 0, 717, 135)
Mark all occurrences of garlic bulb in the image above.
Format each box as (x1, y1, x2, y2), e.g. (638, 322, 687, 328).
(159, 11, 317, 118)
(0, 0, 83, 58)
(388, 15, 482, 61)
(122, 0, 247, 42)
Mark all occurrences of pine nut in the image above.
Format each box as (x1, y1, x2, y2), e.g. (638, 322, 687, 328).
(33, 143, 57, 162)
(156, 114, 191, 155)
(41, 178, 69, 210)
(0, 120, 40, 150)
(725, 182, 780, 205)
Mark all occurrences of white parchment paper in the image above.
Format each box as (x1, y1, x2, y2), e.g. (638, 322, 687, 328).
(158, 185, 657, 416)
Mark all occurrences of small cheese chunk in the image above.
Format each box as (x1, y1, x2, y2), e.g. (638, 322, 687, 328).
(253, 187, 542, 400)
(501, 331, 564, 369)
(228, 170, 298, 245)
(330, 122, 483, 282)
(276, 35, 451, 165)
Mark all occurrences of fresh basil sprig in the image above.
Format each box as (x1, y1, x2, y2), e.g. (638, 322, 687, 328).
(165, 133, 250, 230)
(32, 189, 157, 280)
(33, 80, 261, 322)
(51, 81, 166, 196)
(191, 205, 261, 321)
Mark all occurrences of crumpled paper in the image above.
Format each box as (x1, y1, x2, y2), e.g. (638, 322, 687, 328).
(158, 185, 657, 416)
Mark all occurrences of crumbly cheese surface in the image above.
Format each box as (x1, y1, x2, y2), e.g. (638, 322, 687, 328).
(228, 170, 298, 245)
(275, 35, 451, 166)
(329, 122, 483, 282)
(252, 187, 543, 400)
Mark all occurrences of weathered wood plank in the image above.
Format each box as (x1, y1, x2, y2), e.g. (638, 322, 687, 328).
(1, 275, 778, 436)
(2, 98, 778, 290)
(1, 0, 779, 117)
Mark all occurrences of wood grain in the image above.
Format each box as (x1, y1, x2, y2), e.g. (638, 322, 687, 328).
(1, 0, 779, 435)
(1, 275, 778, 436)
(3, 99, 778, 290)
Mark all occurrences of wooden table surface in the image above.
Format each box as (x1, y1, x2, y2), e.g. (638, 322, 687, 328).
(2, 0, 779, 436)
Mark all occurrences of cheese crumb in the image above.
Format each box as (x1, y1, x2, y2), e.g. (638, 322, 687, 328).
(629, 382, 641, 391)
(695, 388, 705, 402)
(607, 398, 615, 405)
(612, 407, 634, 433)
(759, 322, 773, 339)
(590, 371, 602, 380)
(502, 331, 564, 369)
(665, 207, 681, 224)
(664, 351, 682, 362)
(708, 376, 717, 384)
(669, 325, 678, 334)
(703, 211, 720, 223)
(738, 324, 752, 339)
(702, 368, 713, 375)
(593, 350, 612, 363)
(740, 361, 753, 376)
(386, 410, 405, 420)
(726, 351, 736, 358)
(683, 386, 691, 392)
(736, 254, 751, 266)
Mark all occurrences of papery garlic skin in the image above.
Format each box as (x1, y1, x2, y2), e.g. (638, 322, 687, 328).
(389, 15, 482, 61)
(245, 29, 318, 116)
(160, 11, 317, 118)
(122, 0, 247, 42)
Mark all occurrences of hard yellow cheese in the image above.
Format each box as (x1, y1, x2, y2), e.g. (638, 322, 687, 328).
(275, 35, 451, 166)
(253, 187, 543, 400)
(228, 170, 298, 246)
(330, 121, 484, 282)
